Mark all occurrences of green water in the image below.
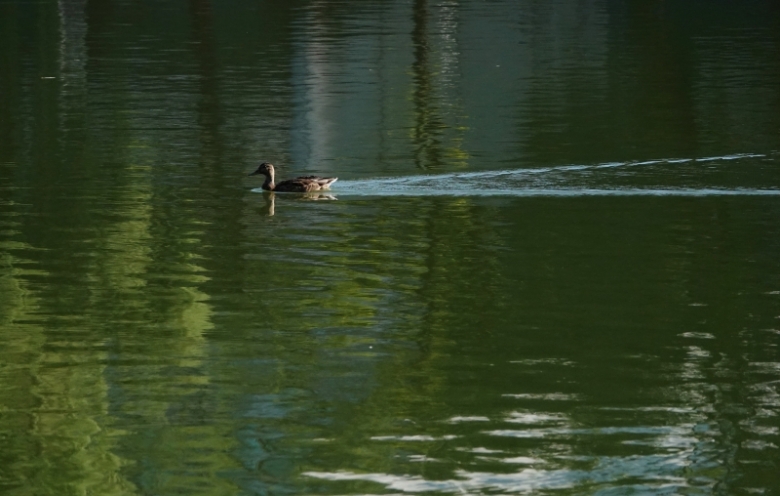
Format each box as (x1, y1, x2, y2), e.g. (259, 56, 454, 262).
(1, 0, 780, 494)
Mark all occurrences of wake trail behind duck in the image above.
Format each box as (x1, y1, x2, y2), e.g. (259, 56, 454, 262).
(329, 152, 780, 197)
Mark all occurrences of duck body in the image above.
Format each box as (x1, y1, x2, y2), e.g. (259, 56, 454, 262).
(249, 162, 338, 192)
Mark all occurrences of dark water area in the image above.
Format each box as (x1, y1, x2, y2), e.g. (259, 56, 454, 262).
(1, 0, 780, 494)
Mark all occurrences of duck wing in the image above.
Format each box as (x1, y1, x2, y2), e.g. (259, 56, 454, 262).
(275, 176, 338, 192)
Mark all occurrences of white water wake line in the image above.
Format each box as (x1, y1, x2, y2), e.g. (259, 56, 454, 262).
(329, 186, 780, 197)
(326, 152, 780, 197)
(348, 152, 768, 184)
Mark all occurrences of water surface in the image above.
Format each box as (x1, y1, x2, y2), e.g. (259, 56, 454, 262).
(1, 0, 780, 494)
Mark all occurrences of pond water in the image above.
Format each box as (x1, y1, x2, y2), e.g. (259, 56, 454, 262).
(1, 0, 780, 494)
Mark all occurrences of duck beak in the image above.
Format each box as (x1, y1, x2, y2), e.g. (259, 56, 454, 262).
(248, 169, 260, 176)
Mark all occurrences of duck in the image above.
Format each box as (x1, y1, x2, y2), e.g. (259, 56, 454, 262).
(249, 162, 338, 192)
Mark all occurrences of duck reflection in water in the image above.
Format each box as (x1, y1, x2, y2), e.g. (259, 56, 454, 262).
(258, 191, 337, 217)
(249, 162, 338, 192)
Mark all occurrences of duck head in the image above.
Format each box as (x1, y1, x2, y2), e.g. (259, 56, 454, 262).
(249, 162, 274, 176)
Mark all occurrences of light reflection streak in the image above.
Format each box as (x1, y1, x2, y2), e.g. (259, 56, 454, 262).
(371, 435, 459, 441)
(504, 412, 567, 424)
(304, 457, 694, 493)
(447, 416, 490, 423)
